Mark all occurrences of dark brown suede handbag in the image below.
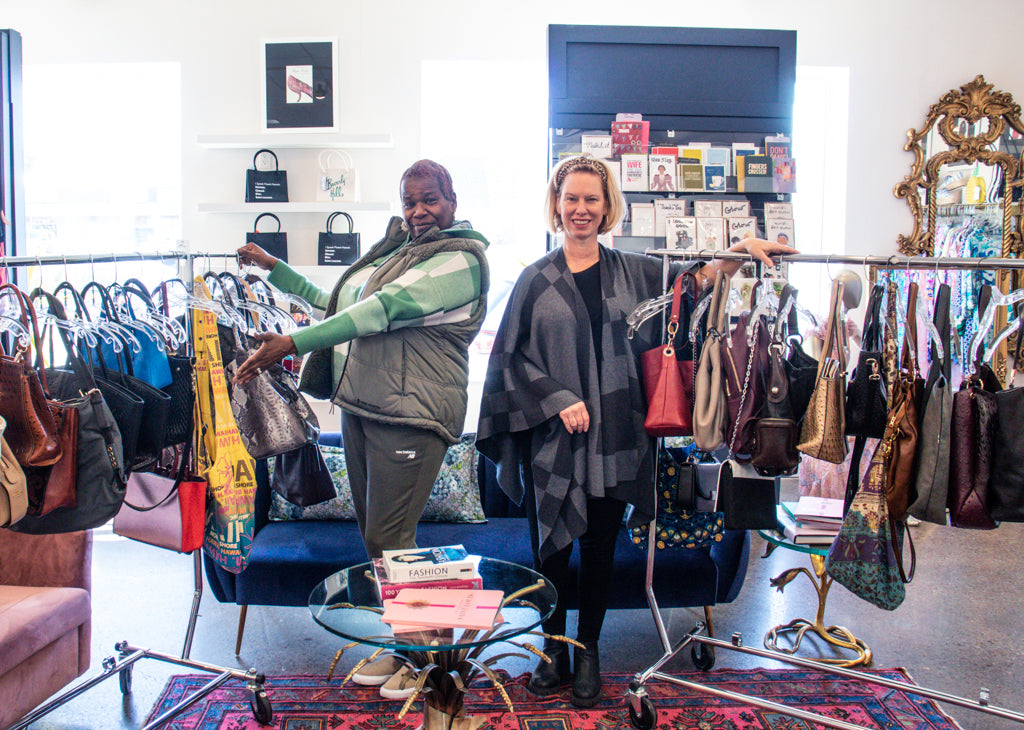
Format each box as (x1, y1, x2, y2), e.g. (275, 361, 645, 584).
(948, 363, 1001, 530)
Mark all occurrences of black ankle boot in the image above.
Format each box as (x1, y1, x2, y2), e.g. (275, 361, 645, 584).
(528, 640, 571, 696)
(571, 641, 601, 707)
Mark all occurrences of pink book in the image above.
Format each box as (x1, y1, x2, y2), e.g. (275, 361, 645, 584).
(371, 558, 482, 603)
(381, 588, 504, 630)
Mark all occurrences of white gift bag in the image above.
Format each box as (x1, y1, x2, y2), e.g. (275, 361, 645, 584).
(317, 150, 360, 202)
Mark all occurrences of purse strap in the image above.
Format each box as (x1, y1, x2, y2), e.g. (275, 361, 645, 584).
(932, 283, 952, 382)
(817, 278, 847, 375)
(704, 270, 731, 341)
(901, 281, 920, 377)
(253, 149, 279, 171)
(0, 283, 53, 395)
(861, 283, 885, 352)
(122, 440, 195, 511)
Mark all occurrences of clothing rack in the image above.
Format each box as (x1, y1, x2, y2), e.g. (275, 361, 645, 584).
(1, 249, 272, 728)
(626, 247, 1024, 730)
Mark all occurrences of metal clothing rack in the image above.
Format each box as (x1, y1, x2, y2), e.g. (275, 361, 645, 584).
(1, 249, 271, 728)
(624, 248, 1024, 730)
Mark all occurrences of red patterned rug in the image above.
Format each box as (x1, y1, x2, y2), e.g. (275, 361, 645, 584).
(146, 668, 965, 729)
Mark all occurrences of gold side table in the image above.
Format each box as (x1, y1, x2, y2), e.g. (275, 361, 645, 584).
(756, 529, 872, 668)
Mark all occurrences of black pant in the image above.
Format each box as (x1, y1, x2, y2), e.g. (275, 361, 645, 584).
(523, 465, 626, 644)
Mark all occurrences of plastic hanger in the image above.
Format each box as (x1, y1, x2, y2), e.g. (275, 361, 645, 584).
(967, 286, 1024, 370)
(0, 313, 31, 351)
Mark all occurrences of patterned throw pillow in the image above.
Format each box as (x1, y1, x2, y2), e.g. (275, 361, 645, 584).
(268, 434, 486, 523)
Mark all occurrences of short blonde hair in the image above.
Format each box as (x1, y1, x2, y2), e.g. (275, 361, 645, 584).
(544, 155, 625, 235)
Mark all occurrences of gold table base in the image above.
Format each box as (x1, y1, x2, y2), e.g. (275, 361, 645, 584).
(762, 547, 872, 668)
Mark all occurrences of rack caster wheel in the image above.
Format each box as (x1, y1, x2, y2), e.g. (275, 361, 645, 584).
(692, 643, 716, 670)
(118, 665, 132, 695)
(628, 694, 656, 729)
(249, 688, 273, 725)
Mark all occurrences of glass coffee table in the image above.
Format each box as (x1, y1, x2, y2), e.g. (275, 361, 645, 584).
(757, 529, 872, 667)
(309, 557, 557, 729)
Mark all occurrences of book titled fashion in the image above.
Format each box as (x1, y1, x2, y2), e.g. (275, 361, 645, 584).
(371, 558, 482, 602)
(382, 545, 477, 583)
(620, 153, 649, 191)
(664, 215, 696, 250)
(382, 588, 505, 630)
(580, 134, 613, 158)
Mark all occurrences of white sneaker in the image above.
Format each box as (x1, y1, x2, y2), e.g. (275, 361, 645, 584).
(351, 655, 402, 686)
(380, 665, 418, 700)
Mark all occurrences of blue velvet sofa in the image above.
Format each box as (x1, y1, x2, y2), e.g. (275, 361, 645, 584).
(203, 434, 750, 653)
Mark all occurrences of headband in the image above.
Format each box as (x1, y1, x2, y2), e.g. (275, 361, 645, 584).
(554, 155, 609, 190)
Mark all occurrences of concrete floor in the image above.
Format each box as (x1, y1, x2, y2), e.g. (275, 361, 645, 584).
(16, 520, 1024, 730)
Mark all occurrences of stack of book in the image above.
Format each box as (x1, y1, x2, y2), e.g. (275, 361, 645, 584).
(775, 496, 845, 546)
(381, 587, 505, 632)
(373, 544, 483, 603)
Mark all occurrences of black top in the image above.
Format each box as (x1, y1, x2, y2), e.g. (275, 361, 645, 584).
(572, 261, 603, 364)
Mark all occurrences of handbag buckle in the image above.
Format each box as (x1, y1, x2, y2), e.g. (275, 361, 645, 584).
(869, 358, 881, 380)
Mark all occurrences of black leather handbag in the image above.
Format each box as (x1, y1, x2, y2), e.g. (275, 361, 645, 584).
(245, 149, 289, 203)
(271, 443, 337, 507)
(247, 212, 289, 263)
(845, 283, 887, 438)
(318, 211, 361, 266)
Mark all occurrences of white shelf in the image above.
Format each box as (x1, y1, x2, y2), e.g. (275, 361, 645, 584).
(197, 202, 391, 214)
(197, 133, 393, 149)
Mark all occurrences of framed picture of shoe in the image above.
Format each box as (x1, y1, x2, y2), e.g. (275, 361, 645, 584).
(261, 38, 337, 132)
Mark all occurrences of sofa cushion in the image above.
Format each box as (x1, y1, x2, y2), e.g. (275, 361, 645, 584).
(268, 435, 486, 524)
(0, 585, 90, 676)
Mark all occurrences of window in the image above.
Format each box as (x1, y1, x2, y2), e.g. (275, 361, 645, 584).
(21, 62, 182, 292)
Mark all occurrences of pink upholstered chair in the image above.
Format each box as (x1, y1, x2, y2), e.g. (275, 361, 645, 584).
(0, 529, 92, 730)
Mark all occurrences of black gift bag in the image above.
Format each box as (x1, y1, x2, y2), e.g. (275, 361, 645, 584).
(246, 212, 288, 263)
(318, 211, 360, 266)
(245, 149, 289, 202)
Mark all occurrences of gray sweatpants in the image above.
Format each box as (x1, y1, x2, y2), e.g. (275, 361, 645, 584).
(341, 411, 448, 560)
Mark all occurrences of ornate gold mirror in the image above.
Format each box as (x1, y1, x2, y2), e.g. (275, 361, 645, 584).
(895, 75, 1024, 257)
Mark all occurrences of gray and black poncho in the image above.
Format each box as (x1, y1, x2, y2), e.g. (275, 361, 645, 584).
(476, 245, 688, 561)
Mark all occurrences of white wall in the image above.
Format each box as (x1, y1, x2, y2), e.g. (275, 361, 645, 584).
(3, 0, 1023, 259)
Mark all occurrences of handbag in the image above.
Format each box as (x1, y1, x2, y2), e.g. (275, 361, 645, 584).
(715, 458, 777, 530)
(316, 150, 359, 203)
(882, 281, 925, 523)
(909, 282, 953, 524)
(947, 363, 1000, 530)
(113, 441, 206, 553)
(824, 439, 906, 611)
(629, 446, 724, 551)
(751, 287, 801, 476)
(318, 211, 361, 266)
(23, 401, 78, 516)
(722, 284, 769, 458)
(271, 443, 337, 507)
(693, 269, 731, 451)
(88, 281, 173, 389)
(797, 278, 849, 464)
(245, 148, 289, 203)
(771, 285, 818, 424)
(642, 273, 695, 437)
(193, 280, 257, 573)
(845, 282, 887, 438)
(247, 212, 289, 263)
(0, 283, 63, 468)
(0, 415, 29, 527)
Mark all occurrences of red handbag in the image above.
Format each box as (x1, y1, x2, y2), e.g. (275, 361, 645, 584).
(642, 273, 695, 437)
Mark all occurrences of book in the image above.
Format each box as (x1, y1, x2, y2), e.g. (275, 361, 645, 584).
(722, 200, 751, 218)
(371, 558, 483, 603)
(610, 120, 650, 155)
(678, 161, 704, 191)
(740, 155, 773, 193)
(620, 153, 649, 191)
(664, 215, 696, 250)
(773, 157, 797, 193)
(763, 201, 793, 219)
(581, 134, 613, 158)
(630, 202, 655, 236)
(693, 200, 723, 218)
(654, 198, 687, 237)
(775, 506, 839, 545)
(650, 145, 681, 155)
(704, 163, 727, 192)
(731, 143, 758, 176)
(679, 147, 704, 165)
(695, 217, 726, 251)
(727, 216, 758, 245)
(705, 146, 732, 173)
(793, 496, 845, 524)
(382, 588, 505, 631)
(764, 134, 793, 160)
(765, 217, 795, 247)
(382, 545, 477, 583)
(649, 153, 678, 191)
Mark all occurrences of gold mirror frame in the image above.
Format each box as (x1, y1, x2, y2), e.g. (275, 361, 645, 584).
(895, 75, 1024, 257)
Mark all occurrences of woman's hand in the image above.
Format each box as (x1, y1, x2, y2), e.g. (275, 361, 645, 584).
(705, 237, 798, 280)
(237, 243, 279, 272)
(559, 401, 590, 434)
(233, 332, 297, 385)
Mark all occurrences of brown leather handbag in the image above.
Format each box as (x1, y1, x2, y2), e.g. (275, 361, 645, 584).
(883, 282, 925, 522)
(797, 278, 848, 464)
(0, 283, 63, 469)
(24, 402, 78, 516)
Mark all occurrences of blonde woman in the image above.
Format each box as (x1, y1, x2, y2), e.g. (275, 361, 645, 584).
(477, 155, 793, 706)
